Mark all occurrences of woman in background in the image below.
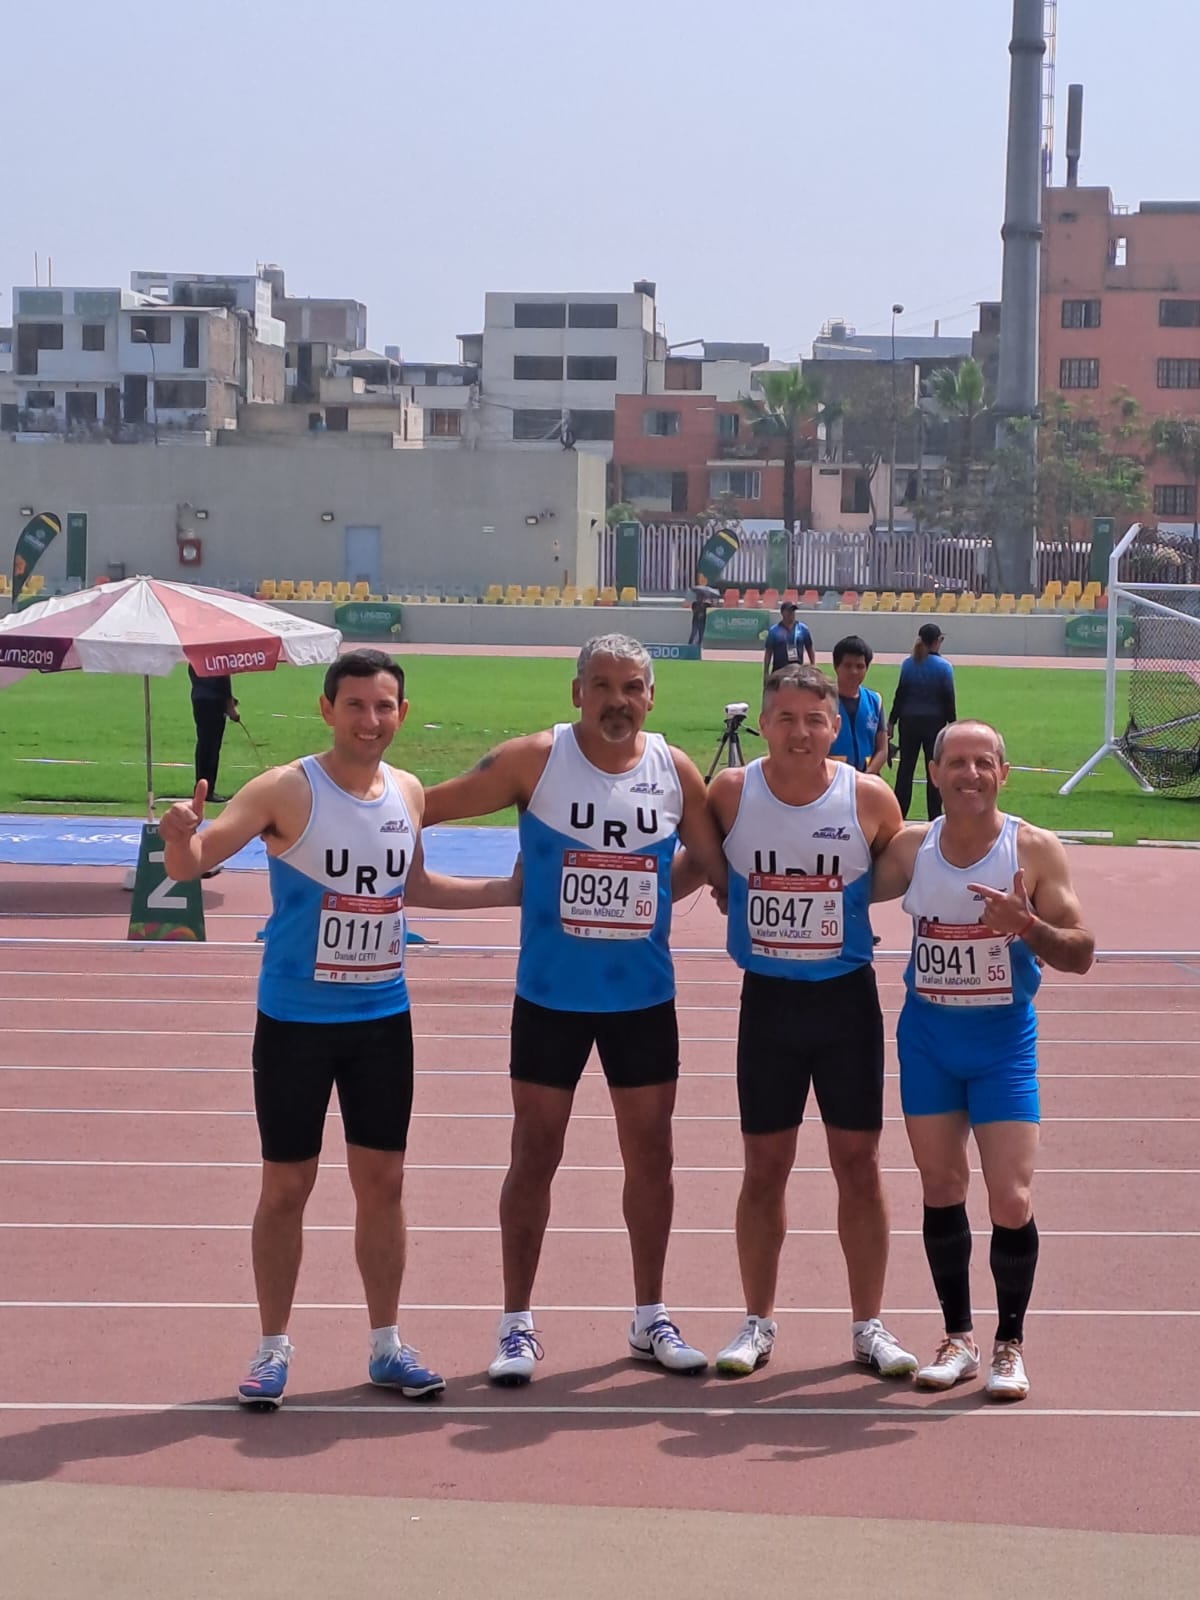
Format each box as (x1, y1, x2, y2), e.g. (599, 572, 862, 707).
(888, 623, 956, 819)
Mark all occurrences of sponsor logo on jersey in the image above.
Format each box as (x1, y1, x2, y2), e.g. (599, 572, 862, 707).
(379, 818, 410, 833)
(812, 826, 851, 841)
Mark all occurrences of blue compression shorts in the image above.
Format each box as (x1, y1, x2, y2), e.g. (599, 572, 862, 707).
(897, 995, 1040, 1125)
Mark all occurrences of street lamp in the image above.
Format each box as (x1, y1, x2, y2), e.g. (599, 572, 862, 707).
(887, 303, 904, 538)
(131, 325, 158, 445)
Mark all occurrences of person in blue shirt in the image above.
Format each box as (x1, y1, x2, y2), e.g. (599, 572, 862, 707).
(887, 623, 956, 820)
(830, 635, 887, 774)
(762, 599, 815, 679)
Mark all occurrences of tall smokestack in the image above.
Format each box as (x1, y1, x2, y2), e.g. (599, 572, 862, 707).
(1066, 83, 1084, 187)
(992, 0, 1045, 593)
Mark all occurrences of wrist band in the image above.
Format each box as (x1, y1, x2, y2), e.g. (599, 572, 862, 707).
(1017, 913, 1036, 939)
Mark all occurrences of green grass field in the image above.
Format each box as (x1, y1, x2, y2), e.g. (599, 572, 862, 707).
(0, 657, 1195, 843)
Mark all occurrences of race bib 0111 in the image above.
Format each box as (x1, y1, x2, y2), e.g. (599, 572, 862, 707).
(747, 873, 843, 960)
(913, 918, 1013, 1006)
(560, 850, 657, 940)
(314, 892, 405, 984)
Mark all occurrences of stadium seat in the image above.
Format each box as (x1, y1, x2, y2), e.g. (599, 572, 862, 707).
(975, 593, 997, 614)
(256, 580, 277, 600)
(897, 593, 916, 612)
(858, 593, 878, 613)
(503, 585, 523, 605)
(296, 581, 315, 601)
(562, 585, 580, 606)
(599, 586, 618, 606)
(997, 593, 1016, 614)
(276, 580, 295, 600)
(618, 586, 638, 605)
(937, 593, 956, 614)
(1094, 591, 1109, 610)
(800, 589, 819, 607)
(351, 582, 369, 601)
(877, 592, 897, 613)
(484, 584, 503, 604)
(838, 591, 859, 610)
(743, 588, 762, 608)
(1017, 594, 1035, 613)
(761, 588, 780, 610)
(524, 586, 543, 605)
(916, 594, 936, 613)
(782, 588, 800, 606)
(334, 581, 351, 601)
(543, 586, 562, 606)
(721, 589, 739, 606)
(956, 593, 977, 614)
(1041, 580, 1062, 603)
(315, 580, 333, 600)
(819, 590, 840, 610)
(582, 586, 598, 606)
(1074, 593, 1095, 611)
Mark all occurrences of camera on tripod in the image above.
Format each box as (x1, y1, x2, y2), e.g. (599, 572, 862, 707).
(706, 702, 758, 782)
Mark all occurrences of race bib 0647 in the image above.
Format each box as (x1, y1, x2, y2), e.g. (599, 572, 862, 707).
(747, 873, 843, 960)
(560, 850, 657, 940)
(314, 892, 405, 983)
(914, 918, 1012, 1006)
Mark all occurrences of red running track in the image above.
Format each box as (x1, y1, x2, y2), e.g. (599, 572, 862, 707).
(1, 856, 1199, 1538)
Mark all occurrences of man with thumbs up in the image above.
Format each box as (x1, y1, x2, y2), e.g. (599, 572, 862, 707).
(871, 720, 1094, 1403)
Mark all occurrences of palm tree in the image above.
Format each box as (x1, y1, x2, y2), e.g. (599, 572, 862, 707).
(741, 368, 825, 535)
(927, 357, 988, 486)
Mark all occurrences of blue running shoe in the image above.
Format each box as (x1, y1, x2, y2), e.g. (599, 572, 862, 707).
(368, 1345, 446, 1401)
(237, 1345, 292, 1411)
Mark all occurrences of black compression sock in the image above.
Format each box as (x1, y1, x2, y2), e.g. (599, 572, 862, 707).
(991, 1217, 1039, 1344)
(923, 1203, 973, 1335)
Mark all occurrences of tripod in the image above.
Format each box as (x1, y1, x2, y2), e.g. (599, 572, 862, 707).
(705, 717, 757, 784)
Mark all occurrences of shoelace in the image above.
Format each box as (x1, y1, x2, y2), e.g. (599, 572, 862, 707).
(992, 1341, 1022, 1378)
(500, 1328, 544, 1362)
(931, 1336, 971, 1368)
(646, 1319, 688, 1348)
(378, 1343, 428, 1370)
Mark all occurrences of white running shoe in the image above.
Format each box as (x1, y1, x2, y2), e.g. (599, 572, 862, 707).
(853, 1318, 919, 1378)
(487, 1325, 543, 1386)
(986, 1339, 1030, 1402)
(628, 1315, 708, 1374)
(715, 1315, 776, 1377)
(914, 1334, 981, 1391)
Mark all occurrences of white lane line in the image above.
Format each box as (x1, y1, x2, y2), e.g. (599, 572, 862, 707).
(0, 1400, 1195, 1420)
(4, 1031, 1195, 1045)
(2, 1222, 1195, 1239)
(1, 1065, 1194, 1082)
(5, 1108, 1199, 1124)
(0, 1301, 1196, 1319)
(2, 1160, 1196, 1176)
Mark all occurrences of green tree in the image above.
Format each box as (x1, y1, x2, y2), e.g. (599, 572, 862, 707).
(927, 357, 988, 487)
(605, 502, 639, 528)
(741, 368, 825, 535)
(1150, 414, 1200, 547)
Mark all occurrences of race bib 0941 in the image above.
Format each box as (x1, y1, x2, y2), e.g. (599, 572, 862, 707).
(314, 892, 405, 984)
(560, 850, 657, 940)
(747, 873, 843, 960)
(914, 918, 1013, 1006)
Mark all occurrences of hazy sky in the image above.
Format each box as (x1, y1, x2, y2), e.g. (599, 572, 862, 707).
(7, 1, 1199, 360)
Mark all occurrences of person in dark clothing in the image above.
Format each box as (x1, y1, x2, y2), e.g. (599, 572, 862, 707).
(689, 591, 716, 649)
(189, 666, 240, 804)
(888, 623, 956, 820)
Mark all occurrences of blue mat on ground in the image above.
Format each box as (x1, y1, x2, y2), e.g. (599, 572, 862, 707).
(0, 815, 519, 875)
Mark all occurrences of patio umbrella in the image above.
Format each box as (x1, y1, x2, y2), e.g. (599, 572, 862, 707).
(0, 576, 341, 819)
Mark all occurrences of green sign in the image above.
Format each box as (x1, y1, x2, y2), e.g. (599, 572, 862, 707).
(1090, 517, 1116, 585)
(66, 512, 88, 584)
(645, 643, 700, 660)
(334, 601, 403, 638)
(766, 527, 790, 592)
(1064, 613, 1135, 656)
(127, 824, 206, 942)
(704, 607, 770, 647)
(11, 511, 61, 604)
(614, 520, 641, 593)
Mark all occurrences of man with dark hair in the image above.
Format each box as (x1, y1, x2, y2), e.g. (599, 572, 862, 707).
(189, 665, 239, 804)
(161, 648, 518, 1411)
(830, 635, 887, 775)
(678, 663, 917, 1382)
(423, 634, 728, 1386)
(763, 599, 815, 679)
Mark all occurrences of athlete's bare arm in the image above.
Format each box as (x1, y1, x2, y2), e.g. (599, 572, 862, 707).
(671, 766, 744, 901)
(160, 766, 310, 881)
(855, 772, 905, 857)
(870, 823, 928, 903)
(421, 732, 552, 826)
(395, 768, 521, 908)
(968, 824, 1095, 975)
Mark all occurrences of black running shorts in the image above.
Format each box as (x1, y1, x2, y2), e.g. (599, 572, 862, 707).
(251, 1009, 414, 1163)
(510, 995, 679, 1091)
(736, 966, 884, 1136)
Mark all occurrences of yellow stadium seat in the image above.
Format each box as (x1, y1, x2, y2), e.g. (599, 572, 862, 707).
(956, 593, 977, 613)
(1063, 579, 1083, 598)
(562, 585, 580, 606)
(296, 581, 315, 600)
(256, 580, 277, 600)
(618, 586, 638, 605)
(916, 594, 936, 612)
(598, 586, 618, 606)
(997, 593, 1015, 614)
(315, 580, 333, 600)
(1017, 594, 1035, 613)
(484, 585, 503, 604)
(1083, 579, 1102, 597)
(504, 585, 523, 605)
(858, 594, 877, 613)
(897, 592, 917, 612)
(1042, 580, 1062, 601)
(0, 575, 9, 595)
(543, 585, 562, 606)
(937, 593, 956, 613)
(334, 581, 351, 602)
(276, 580, 295, 600)
(1074, 593, 1095, 611)
(582, 586, 598, 607)
(522, 585, 542, 605)
(975, 593, 996, 614)
(877, 592, 897, 613)
(351, 582, 369, 601)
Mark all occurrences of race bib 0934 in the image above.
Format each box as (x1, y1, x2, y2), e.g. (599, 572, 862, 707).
(560, 850, 657, 940)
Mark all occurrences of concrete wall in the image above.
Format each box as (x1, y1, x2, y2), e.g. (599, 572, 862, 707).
(0, 440, 607, 593)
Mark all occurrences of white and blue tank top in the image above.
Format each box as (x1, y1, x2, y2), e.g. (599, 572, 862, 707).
(723, 759, 874, 981)
(516, 724, 682, 1012)
(258, 756, 414, 1023)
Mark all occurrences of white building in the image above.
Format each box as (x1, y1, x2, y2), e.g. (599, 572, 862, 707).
(646, 340, 773, 402)
(472, 282, 662, 457)
(130, 269, 285, 349)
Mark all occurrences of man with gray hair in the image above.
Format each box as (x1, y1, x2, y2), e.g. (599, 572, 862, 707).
(424, 635, 727, 1385)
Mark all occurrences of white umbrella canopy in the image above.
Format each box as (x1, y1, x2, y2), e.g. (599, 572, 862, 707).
(0, 576, 343, 816)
